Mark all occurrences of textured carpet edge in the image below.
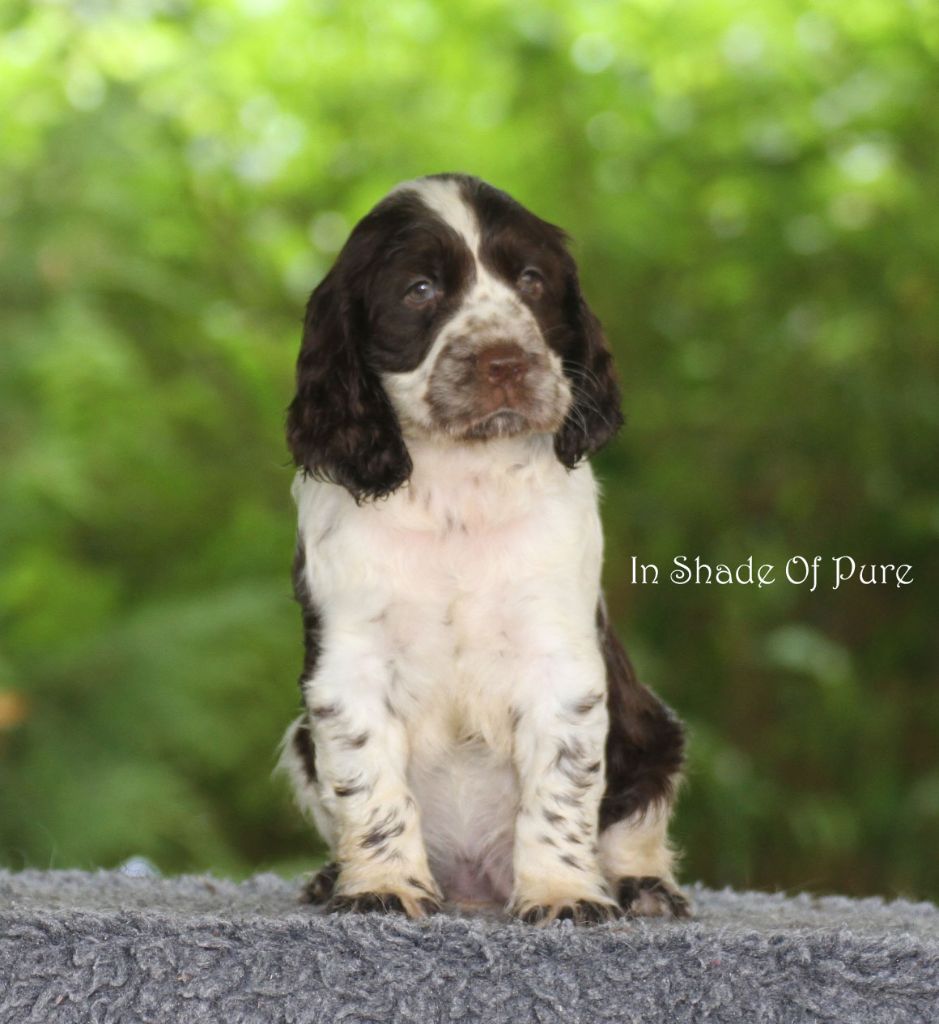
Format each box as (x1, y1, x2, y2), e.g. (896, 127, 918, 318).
(3, 904, 939, 955)
(2, 871, 938, 1024)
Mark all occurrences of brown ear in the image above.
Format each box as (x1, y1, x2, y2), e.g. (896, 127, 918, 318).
(554, 289, 623, 466)
(286, 269, 412, 501)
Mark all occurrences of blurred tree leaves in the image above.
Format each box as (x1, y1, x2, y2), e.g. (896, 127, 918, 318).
(1, 0, 937, 898)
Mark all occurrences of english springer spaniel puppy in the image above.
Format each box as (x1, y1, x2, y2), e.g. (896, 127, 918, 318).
(279, 173, 688, 925)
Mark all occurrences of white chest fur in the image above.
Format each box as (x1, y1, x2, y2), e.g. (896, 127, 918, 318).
(293, 434, 607, 900)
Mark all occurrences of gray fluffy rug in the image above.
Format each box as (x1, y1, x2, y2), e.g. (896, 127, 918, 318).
(1, 870, 937, 1024)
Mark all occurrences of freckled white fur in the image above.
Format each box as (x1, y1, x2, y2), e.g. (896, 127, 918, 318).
(290, 435, 611, 907)
(382, 283, 570, 438)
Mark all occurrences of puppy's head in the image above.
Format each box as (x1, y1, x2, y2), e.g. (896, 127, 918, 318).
(287, 174, 622, 500)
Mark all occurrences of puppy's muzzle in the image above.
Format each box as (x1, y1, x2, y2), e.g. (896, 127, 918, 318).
(425, 328, 568, 441)
(476, 342, 536, 412)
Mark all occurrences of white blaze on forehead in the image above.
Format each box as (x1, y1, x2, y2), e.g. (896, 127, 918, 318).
(394, 176, 482, 257)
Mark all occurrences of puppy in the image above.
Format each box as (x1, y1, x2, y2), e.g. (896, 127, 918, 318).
(279, 174, 688, 924)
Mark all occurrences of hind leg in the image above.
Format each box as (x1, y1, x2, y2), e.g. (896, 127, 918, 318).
(597, 604, 690, 918)
(599, 796, 690, 918)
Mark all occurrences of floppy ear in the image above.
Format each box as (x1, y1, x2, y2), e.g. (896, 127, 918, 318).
(553, 287, 624, 467)
(286, 269, 412, 501)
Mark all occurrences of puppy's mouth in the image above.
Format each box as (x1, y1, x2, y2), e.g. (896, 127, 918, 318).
(459, 408, 532, 441)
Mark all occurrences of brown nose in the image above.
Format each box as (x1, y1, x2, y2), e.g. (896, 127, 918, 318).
(477, 343, 529, 386)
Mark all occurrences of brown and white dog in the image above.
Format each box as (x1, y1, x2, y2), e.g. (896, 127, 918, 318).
(279, 174, 688, 925)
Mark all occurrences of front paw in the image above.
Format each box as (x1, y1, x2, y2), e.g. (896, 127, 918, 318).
(510, 896, 621, 926)
(616, 875, 691, 919)
(328, 888, 442, 919)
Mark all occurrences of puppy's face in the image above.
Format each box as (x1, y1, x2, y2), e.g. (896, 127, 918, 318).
(287, 174, 622, 499)
(364, 179, 574, 443)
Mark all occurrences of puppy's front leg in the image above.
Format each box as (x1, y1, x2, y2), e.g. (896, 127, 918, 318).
(509, 651, 620, 925)
(306, 647, 442, 918)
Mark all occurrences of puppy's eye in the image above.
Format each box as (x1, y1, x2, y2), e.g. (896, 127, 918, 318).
(404, 279, 438, 306)
(517, 267, 544, 300)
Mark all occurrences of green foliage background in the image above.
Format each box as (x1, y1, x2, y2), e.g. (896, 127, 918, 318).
(1, 0, 937, 899)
